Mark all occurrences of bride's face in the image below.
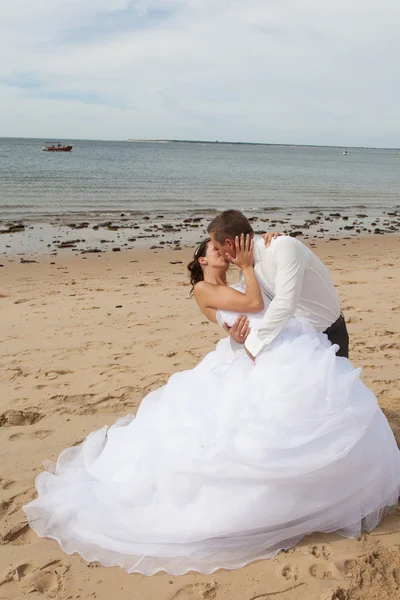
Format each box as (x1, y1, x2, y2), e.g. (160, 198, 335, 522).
(205, 242, 229, 273)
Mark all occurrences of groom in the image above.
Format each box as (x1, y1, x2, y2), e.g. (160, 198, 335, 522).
(207, 210, 349, 360)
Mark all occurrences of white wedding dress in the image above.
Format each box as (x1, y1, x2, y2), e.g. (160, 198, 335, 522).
(24, 285, 400, 575)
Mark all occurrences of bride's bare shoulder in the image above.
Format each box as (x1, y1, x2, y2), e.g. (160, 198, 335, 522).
(194, 281, 214, 296)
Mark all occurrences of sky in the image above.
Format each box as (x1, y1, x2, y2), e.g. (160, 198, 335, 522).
(0, 0, 399, 146)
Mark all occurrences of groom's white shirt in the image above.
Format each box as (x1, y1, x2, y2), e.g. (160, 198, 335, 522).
(244, 235, 341, 357)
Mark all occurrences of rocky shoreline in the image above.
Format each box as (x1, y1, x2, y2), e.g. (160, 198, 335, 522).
(1, 209, 399, 259)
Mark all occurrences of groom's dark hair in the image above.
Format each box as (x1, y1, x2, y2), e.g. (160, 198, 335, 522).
(207, 210, 254, 244)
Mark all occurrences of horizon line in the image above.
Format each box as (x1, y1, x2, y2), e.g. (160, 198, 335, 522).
(1, 136, 399, 151)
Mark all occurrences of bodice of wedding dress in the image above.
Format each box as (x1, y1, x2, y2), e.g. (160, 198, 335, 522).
(216, 281, 272, 329)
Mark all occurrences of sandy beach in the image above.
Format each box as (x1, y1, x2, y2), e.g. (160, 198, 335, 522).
(1, 234, 399, 600)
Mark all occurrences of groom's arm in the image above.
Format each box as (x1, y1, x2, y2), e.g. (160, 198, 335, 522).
(245, 238, 309, 358)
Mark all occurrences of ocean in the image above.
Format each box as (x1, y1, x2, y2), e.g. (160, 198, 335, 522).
(1, 137, 399, 223)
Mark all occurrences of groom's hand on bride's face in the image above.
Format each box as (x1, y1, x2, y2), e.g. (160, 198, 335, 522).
(223, 315, 250, 344)
(262, 232, 285, 247)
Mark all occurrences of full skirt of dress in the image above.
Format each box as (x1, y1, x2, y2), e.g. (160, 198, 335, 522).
(23, 319, 400, 575)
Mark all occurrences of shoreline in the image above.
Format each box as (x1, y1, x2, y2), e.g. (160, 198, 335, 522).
(1, 208, 399, 259)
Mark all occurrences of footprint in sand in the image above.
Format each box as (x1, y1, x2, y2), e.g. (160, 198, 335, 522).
(0, 559, 69, 598)
(0, 500, 12, 517)
(320, 589, 349, 600)
(43, 369, 73, 380)
(140, 374, 169, 395)
(309, 562, 340, 580)
(0, 366, 25, 381)
(281, 564, 300, 580)
(310, 543, 332, 560)
(0, 479, 16, 491)
(99, 364, 132, 377)
(9, 429, 53, 441)
(170, 581, 218, 600)
(0, 486, 37, 519)
(1, 522, 38, 545)
(346, 316, 360, 324)
(0, 410, 41, 427)
(334, 546, 400, 599)
(51, 393, 95, 406)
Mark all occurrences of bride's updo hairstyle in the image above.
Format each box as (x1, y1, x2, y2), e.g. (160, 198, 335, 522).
(187, 238, 210, 295)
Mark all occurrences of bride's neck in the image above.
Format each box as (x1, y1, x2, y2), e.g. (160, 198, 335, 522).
(204, 269, 227, 286)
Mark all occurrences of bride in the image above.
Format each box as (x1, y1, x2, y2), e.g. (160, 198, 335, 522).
(24, 235, 400, 576)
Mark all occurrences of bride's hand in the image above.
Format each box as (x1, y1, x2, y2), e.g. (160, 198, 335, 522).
(225, 234, 254, 269)
(262, 231, 285, 246)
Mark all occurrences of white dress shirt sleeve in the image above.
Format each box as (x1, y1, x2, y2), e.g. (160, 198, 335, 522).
(245, 238, 309, 358)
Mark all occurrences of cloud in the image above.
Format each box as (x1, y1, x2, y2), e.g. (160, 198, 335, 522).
(0, 0, 399, 145)
(57, 6, 177, 45)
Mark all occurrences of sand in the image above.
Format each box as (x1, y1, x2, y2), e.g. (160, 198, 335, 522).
(0, 235, 399, 600)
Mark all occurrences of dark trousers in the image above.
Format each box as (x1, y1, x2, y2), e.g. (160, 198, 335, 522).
(323, 314, 349, 358)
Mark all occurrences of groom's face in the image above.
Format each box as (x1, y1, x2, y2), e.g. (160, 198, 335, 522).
(209, 233, 236, 258)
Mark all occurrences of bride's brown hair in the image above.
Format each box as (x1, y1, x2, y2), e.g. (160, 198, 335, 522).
(187, 238, 210, 295)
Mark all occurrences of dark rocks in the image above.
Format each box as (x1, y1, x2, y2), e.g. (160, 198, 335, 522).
(57, 240, 81, 248)
(0, 224, 25, 234)
(68, 222, 89, 229)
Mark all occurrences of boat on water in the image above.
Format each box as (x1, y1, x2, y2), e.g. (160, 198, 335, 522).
(343, 151, 348, 155)
(42, 142, 73, 152)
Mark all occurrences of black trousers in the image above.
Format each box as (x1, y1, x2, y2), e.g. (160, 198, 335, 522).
(323, 314, 349, 358)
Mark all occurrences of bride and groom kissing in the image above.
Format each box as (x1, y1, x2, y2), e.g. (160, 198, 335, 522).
(190, 209, 349, 361)
(24, 210, 400, 576)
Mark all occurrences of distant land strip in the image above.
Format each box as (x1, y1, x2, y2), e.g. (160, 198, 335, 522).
(124, 139, 400, 150)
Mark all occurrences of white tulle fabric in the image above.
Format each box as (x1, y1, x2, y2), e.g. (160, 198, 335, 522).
(24, 287, 400, 575)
